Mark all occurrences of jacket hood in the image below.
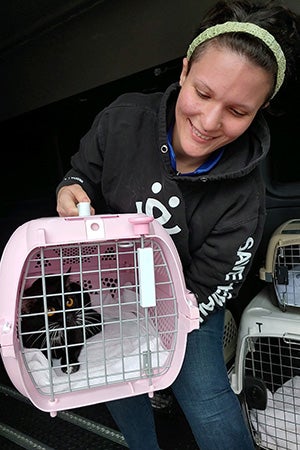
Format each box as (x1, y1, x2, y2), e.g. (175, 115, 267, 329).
(159, 82, 270, 182)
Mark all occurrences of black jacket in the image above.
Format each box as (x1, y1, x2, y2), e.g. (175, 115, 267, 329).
(57, 82, 270, 323)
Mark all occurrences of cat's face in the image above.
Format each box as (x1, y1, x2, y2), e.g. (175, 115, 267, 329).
(21, 274, 88, 339)
(22, 274, 90, 316)
(39, 290, 83, 326)
(20, 272, 102, 373)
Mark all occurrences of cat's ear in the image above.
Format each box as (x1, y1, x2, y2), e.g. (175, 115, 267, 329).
(24, 277, 43, 295)
(22, 278, 43, 315)
(68, 281, 81, 292)
(63, 267, 72, 286)
(21, 298, 36, 314)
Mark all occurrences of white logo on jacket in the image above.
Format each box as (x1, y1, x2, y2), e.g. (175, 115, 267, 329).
(198, 237, 254, 323)
(135, 182, 181, 235)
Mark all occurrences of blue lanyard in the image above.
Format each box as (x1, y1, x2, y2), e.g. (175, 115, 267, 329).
(167, 126, 224, 175)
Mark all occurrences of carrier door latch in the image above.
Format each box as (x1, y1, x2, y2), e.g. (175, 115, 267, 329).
(275, 266, 289, 285)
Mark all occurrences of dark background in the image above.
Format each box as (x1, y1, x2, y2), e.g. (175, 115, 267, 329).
(0, 0, 299, 298)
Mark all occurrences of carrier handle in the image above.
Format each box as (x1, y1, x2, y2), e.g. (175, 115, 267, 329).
(283, 333, 300, 344)
(77, 202, 91, 217)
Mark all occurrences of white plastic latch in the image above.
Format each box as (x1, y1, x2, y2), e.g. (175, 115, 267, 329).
(138, 247, 156, 308)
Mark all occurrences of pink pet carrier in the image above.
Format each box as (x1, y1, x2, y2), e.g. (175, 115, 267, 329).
(0, 212, 199, 416)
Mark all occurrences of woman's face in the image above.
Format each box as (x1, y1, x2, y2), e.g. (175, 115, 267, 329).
(173, 45, 273, 172)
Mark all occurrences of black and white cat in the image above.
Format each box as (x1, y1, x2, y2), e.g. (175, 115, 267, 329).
(20, 272, 102, 374)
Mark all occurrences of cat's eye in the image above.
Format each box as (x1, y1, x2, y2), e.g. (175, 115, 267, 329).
(47, 307, 56, 317)
(66, 297, 74, 308)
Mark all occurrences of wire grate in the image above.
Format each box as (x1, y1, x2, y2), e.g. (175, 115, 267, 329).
(18, 238, 178, 399)
(244, 336, 300, 449)
(0, 213, 199, 415)
(259, 219, 300, 310)
(274, 243, 300, 309)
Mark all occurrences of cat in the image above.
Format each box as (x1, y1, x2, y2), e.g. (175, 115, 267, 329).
(20, 272, 102, 374)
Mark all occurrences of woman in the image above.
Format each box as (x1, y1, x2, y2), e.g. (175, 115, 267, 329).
(56, 1, 300, 448)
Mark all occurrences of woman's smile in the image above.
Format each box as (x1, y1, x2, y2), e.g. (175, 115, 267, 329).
(190, 119, 217, 141)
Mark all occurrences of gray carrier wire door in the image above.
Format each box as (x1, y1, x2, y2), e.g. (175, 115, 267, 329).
(0, 213, 199, 416)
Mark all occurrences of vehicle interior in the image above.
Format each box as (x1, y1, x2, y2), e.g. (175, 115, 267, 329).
(0, 1, 300, 449)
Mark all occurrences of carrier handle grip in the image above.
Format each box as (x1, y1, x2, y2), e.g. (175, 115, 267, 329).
(77, 202, 91, 217)
(283, 333, 300, 344)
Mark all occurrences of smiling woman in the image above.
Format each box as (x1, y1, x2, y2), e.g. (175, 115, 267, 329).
(55, 1, 300, 449)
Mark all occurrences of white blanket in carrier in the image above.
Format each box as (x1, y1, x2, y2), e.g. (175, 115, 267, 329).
(250, 376, 300, 449)
(24, 288, 169, 395)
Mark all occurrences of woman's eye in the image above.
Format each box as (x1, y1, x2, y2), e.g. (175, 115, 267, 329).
(66, 297, 74, 308)
(197, 90, 210, 99)
(47, 307, 56, 317)
(230, 108, 246, 117)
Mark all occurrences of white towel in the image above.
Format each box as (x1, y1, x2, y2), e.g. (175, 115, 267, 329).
(250, 376, 300, 449)
(24, 288, 169, 395)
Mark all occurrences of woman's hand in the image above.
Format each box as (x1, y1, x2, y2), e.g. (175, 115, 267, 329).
(56, 184, 95, 217)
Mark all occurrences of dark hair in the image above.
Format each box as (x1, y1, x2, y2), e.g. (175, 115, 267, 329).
(188, 0, 300, 102)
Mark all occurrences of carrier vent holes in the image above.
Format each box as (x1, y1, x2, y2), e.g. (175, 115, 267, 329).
(52, 245, 98, 265)
(102, 277, 118, 298)
(31, 252, 52, 269)
(101, 246, 117, 261)
(222, 310, 237, 365)
(27, 245, 101, 273)
(223, 312, 237, 348)
(72, 278, 96, 296)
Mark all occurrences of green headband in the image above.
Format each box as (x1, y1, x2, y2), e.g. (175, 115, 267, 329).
(187, 21, 286, 98)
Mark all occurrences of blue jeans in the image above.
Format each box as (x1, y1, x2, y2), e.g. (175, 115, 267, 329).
(106, 308, 254, 450)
